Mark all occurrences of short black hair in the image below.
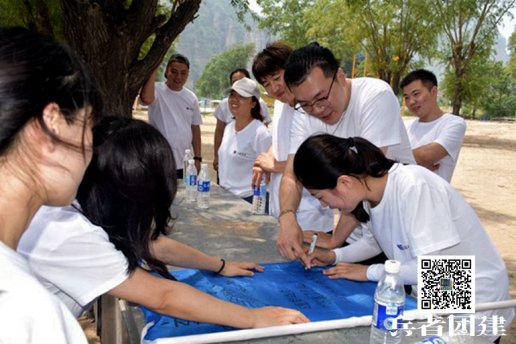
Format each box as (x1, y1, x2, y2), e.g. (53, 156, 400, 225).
(400, 69, 437, 90)
(166, 53, 190, 70)
(284, 42, 339, 89)
(229, 68, 250, 84)
(252, 41, 293, 85)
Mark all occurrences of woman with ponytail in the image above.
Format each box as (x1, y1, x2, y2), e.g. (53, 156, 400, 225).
(294, 134, 513, 342)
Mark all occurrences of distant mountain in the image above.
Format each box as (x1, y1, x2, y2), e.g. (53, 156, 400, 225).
(494, 33, 509, 63)
(175, 2, 272, 90)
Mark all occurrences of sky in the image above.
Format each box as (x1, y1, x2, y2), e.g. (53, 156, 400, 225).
(499, 8, 515, 41)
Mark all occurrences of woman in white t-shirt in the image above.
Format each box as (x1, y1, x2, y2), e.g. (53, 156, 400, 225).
(19, 116, 308, 328)
(0, 27, 102, 343)
(218, 77, 272, 205)
(293, 134, 513, 341)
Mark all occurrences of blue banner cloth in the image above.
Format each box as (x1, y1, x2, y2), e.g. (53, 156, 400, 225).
(141, 261, 417, 340)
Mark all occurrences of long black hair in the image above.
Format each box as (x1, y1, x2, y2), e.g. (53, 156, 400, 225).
(77, 116, 177, 280)
(293, 134, 396, 222)
(0, 26, 102, 156)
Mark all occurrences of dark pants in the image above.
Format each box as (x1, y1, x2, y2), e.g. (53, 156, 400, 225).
(176, 169, 183, 179)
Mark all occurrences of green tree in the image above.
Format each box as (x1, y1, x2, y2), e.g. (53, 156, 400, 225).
(509, 30, 516, 78)
(477, 61, 515, 118)
(195, 43, 256, 98)
(432, 0, 515, 115)
(0, 0, 251, 117)
(256, 0, 314, 47)
(257, 0, 439, 95)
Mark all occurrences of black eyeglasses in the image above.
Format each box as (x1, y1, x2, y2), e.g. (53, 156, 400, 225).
(294, 71, 337, 111)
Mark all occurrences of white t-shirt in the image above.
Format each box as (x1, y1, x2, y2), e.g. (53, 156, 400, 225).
(335, 164, 514, 337)
(406, 113, 466, 182)
(270, 101, 334, 231)
(0, 241, 87, 343)
(148, 83, 203, 168)
(289, 78, 415, 165)
(213, 97, 272, 125)
(17, 205, 129, 317)
(218, 119, 272, 198)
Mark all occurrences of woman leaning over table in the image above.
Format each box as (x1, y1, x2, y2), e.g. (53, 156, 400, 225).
(18, 116, 309, 328)
(218, 77, 272, 207)
(294, 134, 513, 343)
(0, 27, 102, 343)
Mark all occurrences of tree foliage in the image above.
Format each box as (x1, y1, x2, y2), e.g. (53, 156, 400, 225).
(476, 61, 515, 118)
(306, 0, 438, 94)
(256, 0, 314, 47)
(195, 43, 256, 98)
(432, 0, 515, 115)
(0, 0, 253, 117)
(509, 30, 516, 78)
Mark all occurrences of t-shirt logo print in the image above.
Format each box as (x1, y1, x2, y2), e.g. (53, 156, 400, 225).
(233, 150, 247, 158)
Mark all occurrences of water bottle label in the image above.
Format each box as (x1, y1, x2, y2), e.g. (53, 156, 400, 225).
(197, 181, 210, 192)
(373, 303, 403, 332)
(188, 175, 197, 186)
(259, 184, 266, 196)
(253, 186, 260, 196)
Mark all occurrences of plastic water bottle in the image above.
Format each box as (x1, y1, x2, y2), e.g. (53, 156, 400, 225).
(197, 163, 210, 209)
(252, 175, 267, 215)
(413, 336, 448, 344)
(413, 334, 469, 344)
(370, 260, 405, 344)
(185, 159, 197, 203)
(183, 149, 193, 185)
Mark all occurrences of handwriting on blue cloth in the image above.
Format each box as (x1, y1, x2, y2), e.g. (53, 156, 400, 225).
(141, 261, 417, 340)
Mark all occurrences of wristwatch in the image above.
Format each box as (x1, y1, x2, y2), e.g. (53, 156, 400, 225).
(194, 156, 202, 162)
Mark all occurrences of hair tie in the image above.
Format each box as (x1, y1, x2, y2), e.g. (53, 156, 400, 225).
(348, 138, 358, 154)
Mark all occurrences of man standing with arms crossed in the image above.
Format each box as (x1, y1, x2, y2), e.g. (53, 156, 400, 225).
(140, 54, 202, 177)
(401, 69, 466, 182)
(278, 43, 415, 267)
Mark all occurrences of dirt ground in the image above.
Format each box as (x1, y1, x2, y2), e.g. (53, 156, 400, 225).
(84, 112, 516, 343)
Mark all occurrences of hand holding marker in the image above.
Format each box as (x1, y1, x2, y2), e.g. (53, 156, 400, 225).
(305, 233, 318, 269)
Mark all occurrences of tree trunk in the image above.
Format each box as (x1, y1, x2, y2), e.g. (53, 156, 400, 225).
(60, 0, 202, 117)
(452, 67, 464, 116)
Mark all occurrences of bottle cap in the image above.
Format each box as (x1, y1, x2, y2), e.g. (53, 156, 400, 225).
(185, 149, 191, 154)
(384, 260, 401, 274)
(201, 163, 208, 168)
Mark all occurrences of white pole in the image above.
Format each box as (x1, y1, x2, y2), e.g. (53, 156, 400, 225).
(143, 300, 516, 344)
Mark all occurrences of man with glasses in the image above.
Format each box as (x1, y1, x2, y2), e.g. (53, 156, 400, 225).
(251, 41, 334, 236)
(277, 42, 415, 267)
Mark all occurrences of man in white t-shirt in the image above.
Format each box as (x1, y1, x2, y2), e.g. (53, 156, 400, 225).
(140, 54, 202, 178)
(401, 69, 466, 182)
(251, 42, 334, 232)
(278, 42, 415, 266)
(213, 68, 271, 177)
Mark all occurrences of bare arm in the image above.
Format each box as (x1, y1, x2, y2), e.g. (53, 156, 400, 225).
(213, 119, 226, 171)
(191, 124, 202, 171)
(302, 212, 359, 249)
(331, 212, 359, 247)
(256, 146, 287, 173)
(149, 236, 264, 277)
(108, 268, 308, 328)
(139, 68, 158, 105)
(412, 142, 448, 170)
(277, 154, 306, 264)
